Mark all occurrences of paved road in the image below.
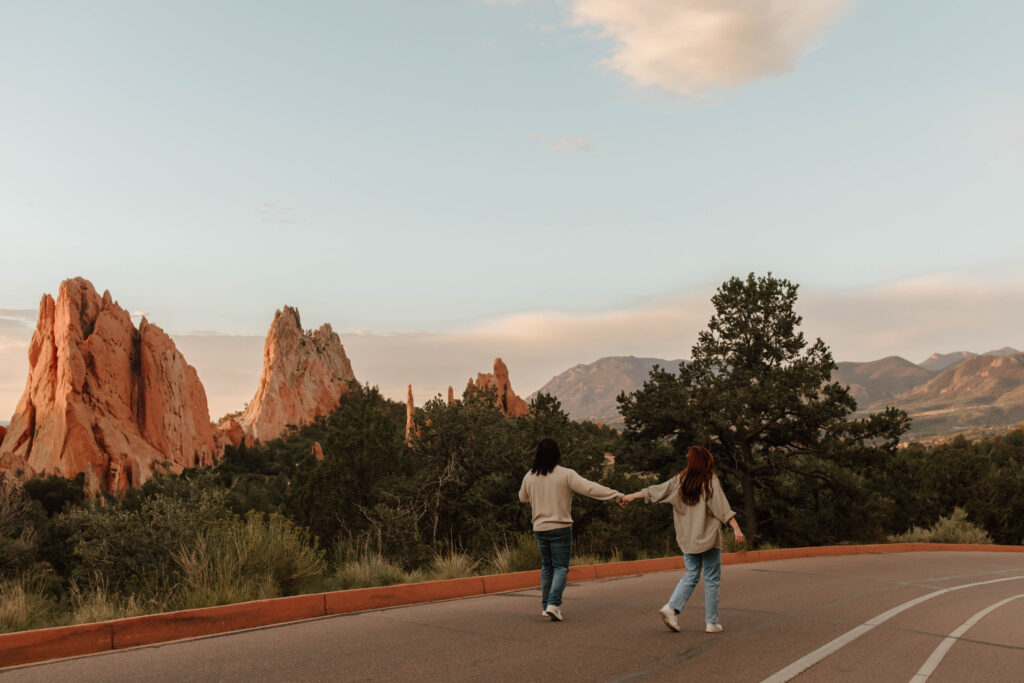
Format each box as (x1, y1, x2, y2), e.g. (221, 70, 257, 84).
(4, 551, 1023, 682)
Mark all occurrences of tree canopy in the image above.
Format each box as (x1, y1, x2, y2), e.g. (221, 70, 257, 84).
(618, 273, 910, 540)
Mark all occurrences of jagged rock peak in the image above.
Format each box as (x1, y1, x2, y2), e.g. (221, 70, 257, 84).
(405, 385, 414, 443)
(468, 358, 530, 417)
(0, 277, 216, 493)
(238, 305, 357, 442)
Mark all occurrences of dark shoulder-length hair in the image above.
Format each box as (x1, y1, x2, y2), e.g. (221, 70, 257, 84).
(678, 445, 715, 506)
(531, 438, 561, 476)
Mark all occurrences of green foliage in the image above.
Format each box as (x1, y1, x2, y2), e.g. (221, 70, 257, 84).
(618, 273, 910, 543)
(173, 511, 326, 609)
(488, 534, 541, 574)
(0, 477, 44, 579)
(46, 472, 231, 603)
(889, 507, 993, 544)
(23, 473, 85, 517)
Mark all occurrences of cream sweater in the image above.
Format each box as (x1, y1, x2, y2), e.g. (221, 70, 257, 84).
(519, 465, 622, 531)
(643, 475, 736, 554)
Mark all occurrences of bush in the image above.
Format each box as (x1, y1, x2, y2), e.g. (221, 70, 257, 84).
(173, 512, 325, 609)
(333, 554, 409, 589)
(0, 575, 58, 633)
(0, 477, 42, 579)
(426, 552, 478, 580)
(889, 508, 993, 544)
(489, 534, 541, 574)
(47, 475, 232, 602)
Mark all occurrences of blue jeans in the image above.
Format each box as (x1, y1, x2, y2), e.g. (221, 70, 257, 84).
(668, 548, 721, 623)
(535, 526, 573, 609)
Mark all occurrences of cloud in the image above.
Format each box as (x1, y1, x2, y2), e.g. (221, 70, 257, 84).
(252, 200, 305, 226)
(568, 0, 847, 96)
(531, 133, 592, 152)
(131, 310, 149, 318)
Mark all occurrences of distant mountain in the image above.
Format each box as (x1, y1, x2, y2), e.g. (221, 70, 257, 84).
(833, 356, 936, 407)
(983, 346, 1021, 357)
(918, 346, 1021, 372)
(531, 356, 683, 426)
(869, 353, 1024, 440)
(919, 351, 976, 372)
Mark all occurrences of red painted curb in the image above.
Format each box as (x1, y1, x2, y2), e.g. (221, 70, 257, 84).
(2, 543, 1021, 669)
(112, 593, 328, 649)
(325, 577, 486, 615)
(0, 622, 111, 669)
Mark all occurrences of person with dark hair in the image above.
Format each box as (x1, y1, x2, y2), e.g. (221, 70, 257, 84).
(619, 445, 744, 633)
(518, 437, 623, 621)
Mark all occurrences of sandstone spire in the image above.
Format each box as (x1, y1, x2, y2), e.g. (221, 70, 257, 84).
(0, 277, 216, 492)
(405, 385, 414, 443)
(238, 306, 357, 442)
(467, 358, 530, 417)
(447, 386, 455, 405)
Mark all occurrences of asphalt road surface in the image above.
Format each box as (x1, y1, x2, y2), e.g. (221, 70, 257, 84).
(4, 551, 1023, 682)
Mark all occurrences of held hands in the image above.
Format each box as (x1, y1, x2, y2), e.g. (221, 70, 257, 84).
(618, 492, 644, 507)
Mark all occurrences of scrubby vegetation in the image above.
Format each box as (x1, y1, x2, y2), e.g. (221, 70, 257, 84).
(1, 274, 1020, 633)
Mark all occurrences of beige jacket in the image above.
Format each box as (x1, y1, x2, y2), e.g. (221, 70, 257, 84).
(643, 475, 736, 554)
(519, 465, 622, 532)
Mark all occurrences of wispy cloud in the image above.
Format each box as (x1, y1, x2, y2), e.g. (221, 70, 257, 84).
(252, 200, 305, 226)
(568, 0, 848, 96)
(531, 132, 592, 152)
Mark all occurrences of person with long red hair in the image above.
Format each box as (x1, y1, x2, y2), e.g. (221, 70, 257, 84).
(620, 445, 744, 633)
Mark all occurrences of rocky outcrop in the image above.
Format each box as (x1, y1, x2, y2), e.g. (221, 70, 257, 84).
(311, 441, 324, 461)
(0, 425, 6, 448)
(447, 386, 455, 405)
(0, 278, 216, 493)
(405, 385, 414, 443)
(238, 306, 357, 442)
(467, 358, 530, 417)
(215, 418, 247, 450)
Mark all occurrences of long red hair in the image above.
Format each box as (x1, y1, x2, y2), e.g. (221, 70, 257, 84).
(678, 446, 715, 506)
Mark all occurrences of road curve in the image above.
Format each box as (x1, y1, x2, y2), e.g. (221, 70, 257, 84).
(4, 551, 1023, 682)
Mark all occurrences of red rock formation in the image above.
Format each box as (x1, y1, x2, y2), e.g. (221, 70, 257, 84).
(447, 386, 455, 404)
(0, 278, 216, 493)
(214, 418, 247, 450)
(468, 358, 531, 417)
(405, 385, 414, 443)
(0, 425, 6, 448)
(238, 306, 357, 442)
(311, 441, 324, 461)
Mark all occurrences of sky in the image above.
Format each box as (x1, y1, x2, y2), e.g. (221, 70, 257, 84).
(2, 1, 1024, 419)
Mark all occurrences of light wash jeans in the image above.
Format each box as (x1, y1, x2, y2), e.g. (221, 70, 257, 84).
(668, 548, 721, 623)
(535, 526, 573, 609)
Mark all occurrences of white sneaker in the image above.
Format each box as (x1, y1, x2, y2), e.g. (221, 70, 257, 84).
(659, 604, 680, 632)
(544, 605, 563, 621)
(705, 622, 723, 633)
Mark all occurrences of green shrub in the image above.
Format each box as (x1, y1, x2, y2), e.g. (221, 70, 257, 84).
(333, 554, 409, 589)
(889, 508, 993, 544)
(426, 552, 478, 580)
(488, 534, 541, 574)
(0, 477, 42, 579)
(173, 511, 325, 609)
(0, 575, 58, 633)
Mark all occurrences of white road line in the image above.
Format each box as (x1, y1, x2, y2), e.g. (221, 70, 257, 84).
(908, 593, 1024, 683)
(761, 575, 1024, 683)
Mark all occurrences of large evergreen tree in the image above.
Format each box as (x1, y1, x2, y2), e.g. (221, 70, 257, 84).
(618, 273, 909, 540)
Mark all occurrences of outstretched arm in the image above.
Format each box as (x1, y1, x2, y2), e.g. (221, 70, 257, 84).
(567, 470, 622, 502)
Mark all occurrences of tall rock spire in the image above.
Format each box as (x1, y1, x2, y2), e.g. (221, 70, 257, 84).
(238, 306, 357, 442)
